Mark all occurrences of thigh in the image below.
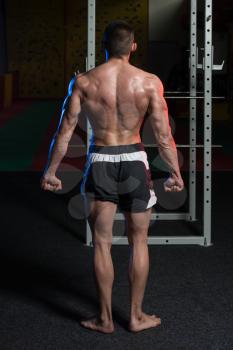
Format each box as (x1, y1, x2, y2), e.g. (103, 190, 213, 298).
(87, 200, 118, 244)
(84, 161, 119, 204)
(123, 207, 152, 245)
(118, 160, 156, 213)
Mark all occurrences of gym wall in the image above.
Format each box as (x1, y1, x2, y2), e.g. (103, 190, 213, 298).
(0, 0, 7, 74)
(5, 0, 65, 98)
(5, 0, 148, 98)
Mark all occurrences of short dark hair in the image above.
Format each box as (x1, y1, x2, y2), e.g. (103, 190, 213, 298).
(103, 21, 134, 57)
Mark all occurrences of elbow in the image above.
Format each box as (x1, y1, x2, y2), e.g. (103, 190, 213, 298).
(57, 131, 71, 144)
(157, 133, 173, 149)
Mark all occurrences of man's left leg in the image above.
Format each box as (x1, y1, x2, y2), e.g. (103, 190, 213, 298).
(80, 199, 117, 333)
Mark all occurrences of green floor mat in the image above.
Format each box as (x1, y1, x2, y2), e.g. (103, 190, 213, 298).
(0, 101, 60, 171)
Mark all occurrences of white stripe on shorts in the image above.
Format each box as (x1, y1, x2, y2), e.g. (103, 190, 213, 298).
(89, 150, 150, 170)
(147, 189, 157, 208)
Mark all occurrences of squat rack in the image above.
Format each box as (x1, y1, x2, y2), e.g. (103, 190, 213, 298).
(85, 0, 219, 246)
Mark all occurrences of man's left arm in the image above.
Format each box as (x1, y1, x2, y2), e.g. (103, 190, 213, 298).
(41, 76, 81, 191)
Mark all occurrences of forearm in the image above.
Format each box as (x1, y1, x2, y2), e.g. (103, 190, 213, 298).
(42, 77, 81, 178)
(158, 136, 181, 178)
(44, 133, 70, 175)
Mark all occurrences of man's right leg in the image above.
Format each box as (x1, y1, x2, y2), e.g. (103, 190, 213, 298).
(80, 198, 117, 334)
(124, 208, 161, 332)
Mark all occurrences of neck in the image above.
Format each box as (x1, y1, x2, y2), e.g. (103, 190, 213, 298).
(106, 54, 130, 63)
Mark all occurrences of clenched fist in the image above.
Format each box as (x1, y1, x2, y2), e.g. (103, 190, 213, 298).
(40, 172, 62, 192)
(163, 174, 184, 192)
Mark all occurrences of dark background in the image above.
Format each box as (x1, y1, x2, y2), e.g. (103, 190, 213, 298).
(0, 1, 233, 349)
(0, 0, 233, 173)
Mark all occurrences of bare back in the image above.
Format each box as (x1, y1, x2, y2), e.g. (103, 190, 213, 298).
(42, 56, 183, 193)
(77, 60, 155, 145)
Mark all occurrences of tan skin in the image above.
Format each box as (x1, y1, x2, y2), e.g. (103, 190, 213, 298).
(40, 41, 184, 333)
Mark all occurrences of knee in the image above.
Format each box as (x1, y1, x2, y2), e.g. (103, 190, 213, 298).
(93, 230, 112, 248)
(93, 239, 112, 249)
(128, 230, 148, 246)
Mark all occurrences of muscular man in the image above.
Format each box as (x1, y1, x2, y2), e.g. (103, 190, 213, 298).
(40, 21, 184, 333)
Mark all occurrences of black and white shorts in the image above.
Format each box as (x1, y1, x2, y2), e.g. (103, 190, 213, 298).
(80, 142, 157, 213)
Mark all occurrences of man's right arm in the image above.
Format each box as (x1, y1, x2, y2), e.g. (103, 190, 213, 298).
(146, 76, 184, 191)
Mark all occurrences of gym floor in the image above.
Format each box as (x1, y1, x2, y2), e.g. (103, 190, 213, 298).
(0, 170, 232, 349)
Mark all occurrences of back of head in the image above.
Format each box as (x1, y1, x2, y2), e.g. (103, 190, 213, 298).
(103, 20, 134, 58)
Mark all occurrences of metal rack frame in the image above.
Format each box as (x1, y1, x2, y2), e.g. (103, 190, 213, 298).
(85, 0, 213, 246)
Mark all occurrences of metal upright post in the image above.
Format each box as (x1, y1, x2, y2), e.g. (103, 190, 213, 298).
(203, 0, 212, 246)
(87, 0, 95, 148)
(83, 0, 212, 246)
(87, 0, 95, 71)
(86, 0, 95, 246)
(189, 0, 197, 221)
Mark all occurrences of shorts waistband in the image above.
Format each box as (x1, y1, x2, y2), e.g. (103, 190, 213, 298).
(88, 142, 145, 155)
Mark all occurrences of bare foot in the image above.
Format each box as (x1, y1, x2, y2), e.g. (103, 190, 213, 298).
(129, 312, 161, 332)
(80, 316, 115, 334)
